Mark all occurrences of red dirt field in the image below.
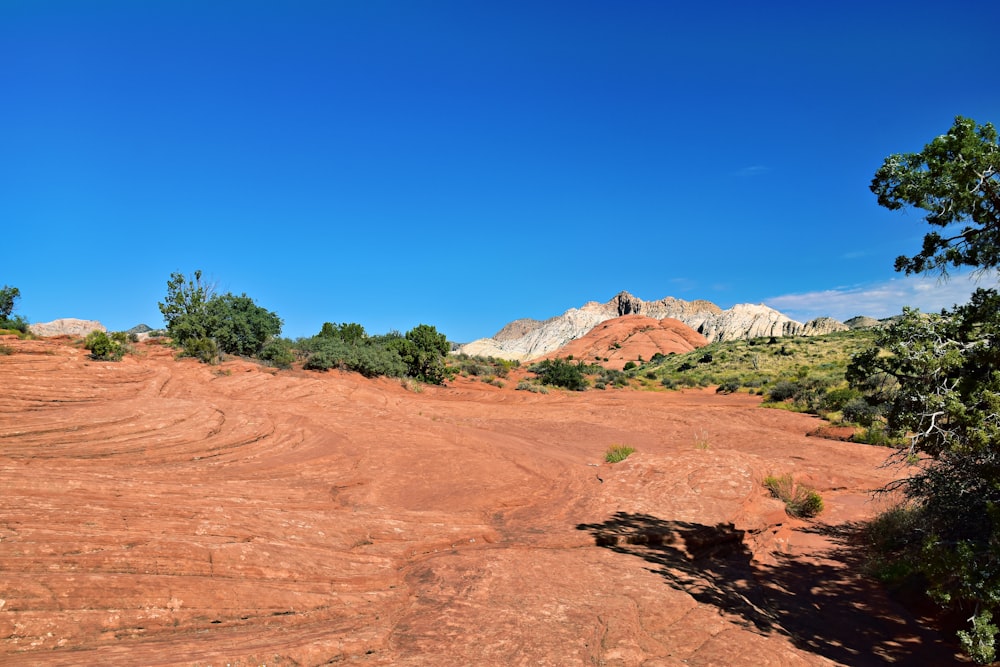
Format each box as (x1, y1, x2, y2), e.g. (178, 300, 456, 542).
(0, 336, 960, 665)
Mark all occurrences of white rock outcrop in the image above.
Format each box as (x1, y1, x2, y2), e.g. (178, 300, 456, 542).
(456, 291, 852, 361)
(29, 319, 106, 337)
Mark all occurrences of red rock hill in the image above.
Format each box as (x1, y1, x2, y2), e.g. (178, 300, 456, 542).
(547, 314, 707, 369)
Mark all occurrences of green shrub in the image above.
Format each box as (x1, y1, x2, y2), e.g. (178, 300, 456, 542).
(301, 338, 406, 378)
(820, 386, 861, 413)
(767, 380, 800, 402)
(182, 336, 221, 364)
(716, 379, 740, 394)
(205, 293, 283, 357)
(388, 324, 449, 384)
(84, 331, 129, 361)
(259, 339, 295, 369)
(763, 474, 823, 518)
(841, 397, 880, 426)
(0, 285, 28, 333)
(159, 271, 283, 361)
(530, 358, 588, 390)
(605, 444, 635, 463)
(516, 381, 548, 394)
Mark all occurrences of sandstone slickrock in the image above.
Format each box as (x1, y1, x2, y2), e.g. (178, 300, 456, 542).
(0, 335, 957, 665)
(541, 314, 707, 370)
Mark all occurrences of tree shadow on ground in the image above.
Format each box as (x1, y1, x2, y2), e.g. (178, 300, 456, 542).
(576, 513, 958, 666)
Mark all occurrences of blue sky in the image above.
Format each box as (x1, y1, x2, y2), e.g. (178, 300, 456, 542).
(3, 1, 999, 342)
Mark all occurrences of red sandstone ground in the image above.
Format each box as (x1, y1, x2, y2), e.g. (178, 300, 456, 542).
(545, 315, 707, 370)
(0, 336, 960, 665)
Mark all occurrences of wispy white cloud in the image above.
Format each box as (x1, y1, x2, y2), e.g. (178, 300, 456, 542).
(763, 271, 1000, 322)
(734, 165, 770, 177)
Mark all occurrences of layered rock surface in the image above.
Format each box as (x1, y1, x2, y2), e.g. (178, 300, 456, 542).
(542, 314, 708, 369)
(0, 335, 956, 665)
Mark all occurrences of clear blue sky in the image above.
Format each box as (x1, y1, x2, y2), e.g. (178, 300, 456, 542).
(3, 1, 999, 342)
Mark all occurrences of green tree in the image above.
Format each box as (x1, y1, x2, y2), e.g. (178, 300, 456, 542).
(390, 324, 449, 384)
(84, 330, 129, 361)
(0, 285, 20, 320)
(871, 115, 1000, 275)
(318, 322, 367, 345)
(158, 271, 282, 362)
(0, 285, 28, 333)
(851, 116, 1000, 663)
(530, 358, 589, 391)
(205, 293, 282, 357)
(158, 270, 214, 345)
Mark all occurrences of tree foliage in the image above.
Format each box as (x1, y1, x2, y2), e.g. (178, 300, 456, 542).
(158, 270, 214, 346)
(157, 271, 282, 361)
(530, 358, 589, 391)
(205, 293, 282, 357)
(390, 324, 450, 384)
(853, 116, 1000, 662)
(298, 323, 448, 382)
(871, 116, 1000, 274)
(0, 285, 28, 333)
(0, 285, 20, 320)
(84, 330, 130, 361)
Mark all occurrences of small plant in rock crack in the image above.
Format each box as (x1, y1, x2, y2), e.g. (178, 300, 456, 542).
(693, 430, 710, 450)
(763, 473, 823, 518)
(605, 444, 635, 463)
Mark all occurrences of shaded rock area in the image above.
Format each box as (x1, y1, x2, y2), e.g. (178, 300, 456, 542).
(0, 336, 958, 665)
(458, 291, 856, 361)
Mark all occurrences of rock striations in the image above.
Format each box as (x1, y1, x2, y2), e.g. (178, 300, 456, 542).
(458, 291, 849, 361)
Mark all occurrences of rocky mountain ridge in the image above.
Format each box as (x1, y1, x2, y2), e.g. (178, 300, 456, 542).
(459, 291, 853, 361)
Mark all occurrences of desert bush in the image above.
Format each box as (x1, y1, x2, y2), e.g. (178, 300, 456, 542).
(259, 339, 295, 369)
(182, 336, 221, 364)
(841, 397, 880, 426)
(622, 360, 637, 371)
(763, 474, 823, 518)
(716, 379, 740, 394)
(84, 331, 129, 361)
(516, 381, 548, 394)
(596, 368, 628, 388)
(605, 444, 635, 463)
(387, 324, 449, 384)
(159, 271, 282, 360)
(205, 293, 282, 357)
(767, 380, 800, 402)
(448, 354, 515, 378)
(819, 386, 861, 413)
(530, 358, 588, 390)
(0, 285, 28, 333)
(301, 338, 406, 378)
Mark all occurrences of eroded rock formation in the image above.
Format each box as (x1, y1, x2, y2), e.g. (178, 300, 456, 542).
(458, 291, 853, 361)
